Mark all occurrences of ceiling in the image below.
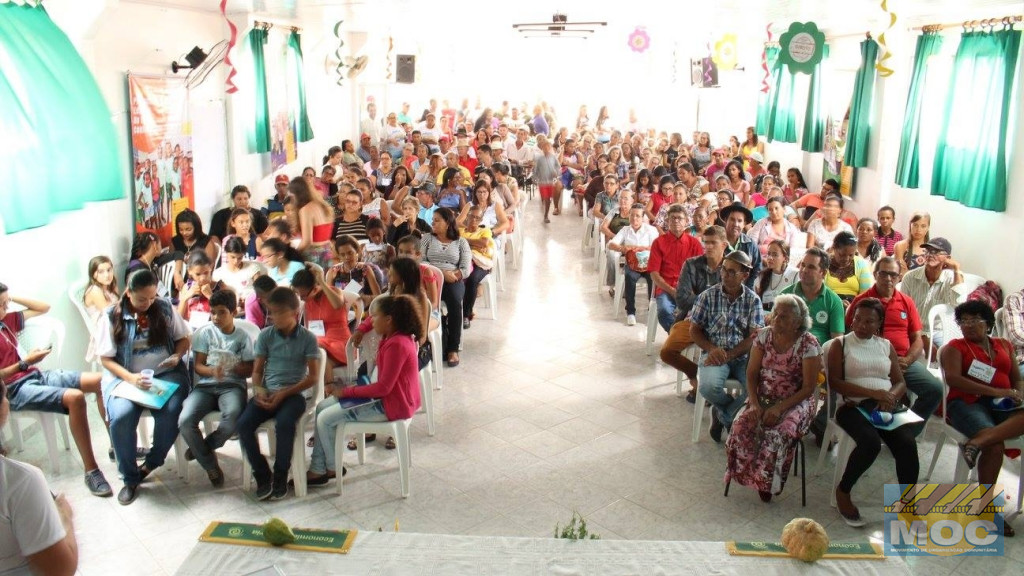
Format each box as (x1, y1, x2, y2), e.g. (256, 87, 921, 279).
(126, 0, 1024, 33)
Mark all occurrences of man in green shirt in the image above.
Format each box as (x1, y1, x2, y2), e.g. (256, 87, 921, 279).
(780, 247, 844, 445)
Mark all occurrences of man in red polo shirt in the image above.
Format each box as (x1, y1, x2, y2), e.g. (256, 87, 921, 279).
(648, 204, 704, 332)
(845, 256, 942, 435)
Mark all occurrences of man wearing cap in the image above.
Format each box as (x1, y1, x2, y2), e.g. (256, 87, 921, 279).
(689, 251, 765, 442)
(720, 202, 762, 289)
(705, 149, 730, 188)
(747, 152, 766, 182)
(661, 225, 728, 402)
(898, 237, 963, 351)
(457, 140, 478, 175)
(264, 174, 291, 218)
(437, 134, 452, 156)
(845, 256, 943, 437)
(414, 183, 439, 224)
(356, 133, 374, 163)
(649, 204, 705, 332)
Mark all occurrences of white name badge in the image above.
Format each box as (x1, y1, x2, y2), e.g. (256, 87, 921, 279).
(188, 311, 211, 330)
(343, 279, 362, 294)
(308, 320, 326, 337)
(967, 359, 997, 384)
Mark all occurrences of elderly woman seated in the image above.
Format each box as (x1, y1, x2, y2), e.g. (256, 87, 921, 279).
(941, 300, 1024, 537)
(827, 297, 918, 527)
(725, 294, 821, 503)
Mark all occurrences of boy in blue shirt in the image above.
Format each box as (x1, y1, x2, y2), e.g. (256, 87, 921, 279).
(178, 290, 254, 486)
(236, 287, 320, 500)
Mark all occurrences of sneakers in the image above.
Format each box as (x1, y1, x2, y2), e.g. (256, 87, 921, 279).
(463, 318, 471, 330)
(108, 446, 150, 462)
(626, 314, 636, 326)
(709, 407, 724, 443)
(254, 476, 273, 501)
(270, 472, 289, 501)
(207, 465, 225, 488)
(85, 469, 113, 497)
(117, 484, 139, 506)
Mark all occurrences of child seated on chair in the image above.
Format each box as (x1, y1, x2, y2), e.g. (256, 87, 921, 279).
(236, 287, 320, 501)
(177, 251, 223, 328)
(304, 295, 423, 486)
(178, 290, 254, 487)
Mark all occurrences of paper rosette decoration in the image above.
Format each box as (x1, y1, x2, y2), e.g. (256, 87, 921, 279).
(712, 34, 738, 70)
(628, 27, 650, 53)
(778, 21, 826, 75)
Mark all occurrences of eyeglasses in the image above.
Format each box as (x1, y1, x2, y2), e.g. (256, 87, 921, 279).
(956, 318, 986, 327)
(876, 271, 900, 279)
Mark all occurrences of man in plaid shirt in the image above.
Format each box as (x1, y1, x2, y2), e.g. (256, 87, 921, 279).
(689, 251, 765, 442)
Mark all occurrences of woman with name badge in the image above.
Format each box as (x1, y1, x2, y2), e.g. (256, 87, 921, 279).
(942, 300, 1024, 537)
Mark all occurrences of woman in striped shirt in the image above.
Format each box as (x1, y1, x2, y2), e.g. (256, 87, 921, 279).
(419, 207, 472, 367)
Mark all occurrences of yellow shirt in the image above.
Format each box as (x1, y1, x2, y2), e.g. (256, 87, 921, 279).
(459, 226, 493, 259)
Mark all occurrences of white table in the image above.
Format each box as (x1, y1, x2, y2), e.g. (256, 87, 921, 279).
(174, 531, 912, 575)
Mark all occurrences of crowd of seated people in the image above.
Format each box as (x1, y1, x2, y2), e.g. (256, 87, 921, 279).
(4, 98, 1024, 573)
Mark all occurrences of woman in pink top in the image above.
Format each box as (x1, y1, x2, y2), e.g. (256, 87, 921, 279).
(304, 295, 423, 484)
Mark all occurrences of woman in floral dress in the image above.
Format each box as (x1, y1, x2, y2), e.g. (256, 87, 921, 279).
(725, 294, 822, 502)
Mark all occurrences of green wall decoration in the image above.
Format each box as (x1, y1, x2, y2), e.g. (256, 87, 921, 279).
(778, 22, 826, 75)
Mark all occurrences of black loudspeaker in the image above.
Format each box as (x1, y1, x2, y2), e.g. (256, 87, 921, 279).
(396, 55, 415, 84)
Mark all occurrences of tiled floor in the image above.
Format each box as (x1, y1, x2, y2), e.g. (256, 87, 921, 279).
(7, 197, 1023, 574)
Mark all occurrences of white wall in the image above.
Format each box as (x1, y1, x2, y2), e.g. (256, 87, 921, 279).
(0, 0, 350, 370)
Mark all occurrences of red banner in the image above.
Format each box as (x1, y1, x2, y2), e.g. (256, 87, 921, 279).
(128, 75, 194, 246)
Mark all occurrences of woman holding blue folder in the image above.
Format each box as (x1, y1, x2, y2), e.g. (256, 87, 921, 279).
(96, 269, 190, 506)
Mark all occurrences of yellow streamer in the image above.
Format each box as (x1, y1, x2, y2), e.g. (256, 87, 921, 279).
(875, 0, 897, 77)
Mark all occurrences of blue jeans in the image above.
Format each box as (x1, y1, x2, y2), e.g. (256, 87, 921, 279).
(177, 384, 246, 471)
(655, 292, 676, 333)
(698, 356, 749, 427)
(236, 394, 308, 483)
(623, 268, 652, 316)
(309, 398, 388, 474)
(903, 361, 943, 434)
(107, 375, 187, 485)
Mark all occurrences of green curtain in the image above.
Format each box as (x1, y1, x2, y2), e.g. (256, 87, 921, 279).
(0, 3, 123, 234)
(932, 28, 1021, 212)
(249, 28, 271, 153)
(894, 33, 944, 189)
(755, 46, 779, 136)
(801, 44, 830, 152)
(287, 30, 314, 143)
(845, 39, 879, 168)
(765, 54, 798, 143)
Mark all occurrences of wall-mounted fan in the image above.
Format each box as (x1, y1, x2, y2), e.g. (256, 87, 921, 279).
(171, 40, 228, 89)
(347, 55, 369, 79)
(512, 12, 606, 39)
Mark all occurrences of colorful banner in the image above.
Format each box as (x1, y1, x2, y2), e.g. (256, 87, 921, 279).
(128, 75, 194, 245)
(266, 31, 297, 171)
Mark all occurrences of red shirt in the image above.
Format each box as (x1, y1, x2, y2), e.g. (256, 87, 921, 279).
(846, 287, 921, 357)
(649, 192, 673, 217)
(647, 232, 705, 295)
(341, 333, 421, 420)
(947, 337, 1014, 404)
(0, 312, 36, 383)
(458, 156, 478, 175)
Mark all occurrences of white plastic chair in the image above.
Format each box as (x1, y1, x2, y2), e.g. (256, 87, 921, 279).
(335, 418, 412, 497)
(993, 307, 1007, 339)
(418, 365, 435, 436)
(241, 349, 326, 497)
(67, 281, 102, 372)
(157, 260, 177, 298)
(611, 254, 626, 315)
(926, 304, 961, 379)
(645, 303, 660, 356)
(138, 409, 189, 480)
(422, 263, 445, 391)
(674, 345, 702, 396)
(7, 317, 71, 472)
(691, 375, 745, 443)
(923, 348, 1023, 517)
(953, 273, 986, 303)
(479, 274, 498, 320)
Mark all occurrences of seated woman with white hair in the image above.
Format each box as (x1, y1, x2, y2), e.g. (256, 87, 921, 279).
(725, 294, 822, 503)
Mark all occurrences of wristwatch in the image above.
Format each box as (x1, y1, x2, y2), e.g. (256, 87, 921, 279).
(17, 360, 29, 372)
